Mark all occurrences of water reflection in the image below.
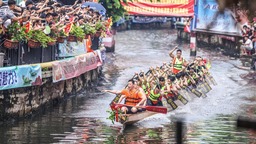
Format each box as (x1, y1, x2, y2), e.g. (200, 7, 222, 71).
(49, 115, 255, 144)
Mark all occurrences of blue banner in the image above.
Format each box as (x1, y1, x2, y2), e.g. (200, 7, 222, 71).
(194, 0, 242, 35)
(0, 65, 42, 90)
(58, 40, 87, 57)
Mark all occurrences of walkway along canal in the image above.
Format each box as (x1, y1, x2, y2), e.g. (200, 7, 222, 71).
(0, 30, 256, 143)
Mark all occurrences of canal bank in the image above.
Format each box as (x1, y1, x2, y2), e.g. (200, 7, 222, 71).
(0, 29, 255, 143)
(0, 50, 103, 122)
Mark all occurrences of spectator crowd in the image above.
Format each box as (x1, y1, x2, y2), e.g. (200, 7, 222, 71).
(0, 0, 109, 49)
(241, 18, 256, 56)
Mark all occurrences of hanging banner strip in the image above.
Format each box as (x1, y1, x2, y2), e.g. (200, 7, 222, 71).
(121, 0, 194, 17)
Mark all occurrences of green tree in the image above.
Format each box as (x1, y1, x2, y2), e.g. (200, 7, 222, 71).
(98, 0, 128, 23)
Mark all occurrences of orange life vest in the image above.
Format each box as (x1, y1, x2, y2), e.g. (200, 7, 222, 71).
(124, 89, 142, 106)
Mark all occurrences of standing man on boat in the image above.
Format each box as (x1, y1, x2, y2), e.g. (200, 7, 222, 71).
(104, 79, 147, 114)
(169, 46, 188, 74)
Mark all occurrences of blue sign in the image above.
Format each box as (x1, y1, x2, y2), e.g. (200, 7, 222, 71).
(0, 65, 42, 90)
(193, 0, 241, 35)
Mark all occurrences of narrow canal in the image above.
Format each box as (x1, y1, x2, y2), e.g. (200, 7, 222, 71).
(0, 30, 256, 144)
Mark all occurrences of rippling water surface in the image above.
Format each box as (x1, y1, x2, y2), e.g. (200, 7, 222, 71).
(0, 30, 256, 144)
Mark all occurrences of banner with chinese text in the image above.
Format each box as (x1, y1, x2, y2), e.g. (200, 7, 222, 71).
(0, 65, 42, 90)
(52, 50, 102, 83)
(122, 0, 194, 17)
(58, 39, 87, 57)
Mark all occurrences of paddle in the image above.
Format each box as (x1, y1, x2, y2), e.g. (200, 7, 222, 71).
(206, 74, 217, 85)
(186, 85, 202, 98)
(185, 73, 203, 98)
(114, 103, 167, 114)
(196, 82, 207, 98)
(179, 88, 192, 101)
(204, 80, 212, 92)
(154, 64, 180, 109)
(164, 95, 178, 110)
(176, 92, 188, 105)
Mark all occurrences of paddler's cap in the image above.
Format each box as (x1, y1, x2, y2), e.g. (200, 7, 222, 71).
(168, 75, 176, 82)
(159, 77, 165, 82)
(176, 72, 183, 79)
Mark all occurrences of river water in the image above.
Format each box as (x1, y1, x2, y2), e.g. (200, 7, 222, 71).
(0, 30, 256, 144)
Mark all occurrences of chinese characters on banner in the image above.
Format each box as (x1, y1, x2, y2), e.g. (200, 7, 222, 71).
(0, 65, 42, 90)
(52, 50, 102, 83)
(122, 0, 194, 17)
(58, 39, 87, 57)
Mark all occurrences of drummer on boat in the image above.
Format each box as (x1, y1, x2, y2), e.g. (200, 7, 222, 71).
(104, 79, 147, 114)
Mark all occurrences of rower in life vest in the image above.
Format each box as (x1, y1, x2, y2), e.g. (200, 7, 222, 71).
(169, 46, 187, 74)
(104, 79, 147, 114)
(147, 77, 169, 106)
(147, 84, 163, 106)
(165, 75, 178, 100)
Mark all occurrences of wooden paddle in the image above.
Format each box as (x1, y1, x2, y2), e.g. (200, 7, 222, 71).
(204, 80, 212, 92)
(186, 86, 202, 97)
(206, 74, 217, 85)
(114, 103, 168, 114)
(177, 93, 188, 105)
(202, 80, 212, 93)
(196, 82, 207, 98)
(164, 95, 178, 110)
(172, 91, 188, 105)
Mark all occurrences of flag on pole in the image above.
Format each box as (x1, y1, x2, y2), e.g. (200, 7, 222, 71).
(24, 21, 31, 33)
(86, 35, 94, 53)
(64, 23, 73, 36)
(184, 25, 190, 33)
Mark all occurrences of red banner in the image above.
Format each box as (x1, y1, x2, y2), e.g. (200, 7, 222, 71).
(52, 50, 102, 83)
(122, 0, 194, 17)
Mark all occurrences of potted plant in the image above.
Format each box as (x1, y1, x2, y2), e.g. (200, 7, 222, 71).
(48, 29, 57, 46)
(57, 30, 66, 43)
(26, 30, 54, 48)
(95, 21, 105, 37)
(68, 25, 85, 42)
(83, 24, 96, 39)
(4, 22, 26, 49)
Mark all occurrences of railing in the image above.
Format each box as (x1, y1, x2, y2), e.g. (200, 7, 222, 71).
(0, 37, 100, 67)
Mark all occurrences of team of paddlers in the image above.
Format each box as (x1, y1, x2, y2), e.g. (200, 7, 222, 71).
(104, 46, 216, 116)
